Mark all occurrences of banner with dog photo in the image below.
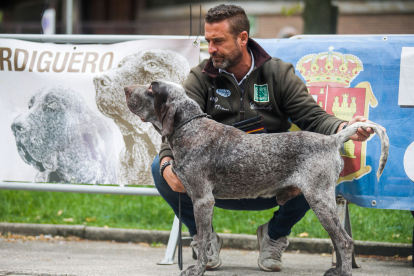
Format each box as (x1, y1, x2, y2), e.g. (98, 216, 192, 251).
(0, 38, 199, 185)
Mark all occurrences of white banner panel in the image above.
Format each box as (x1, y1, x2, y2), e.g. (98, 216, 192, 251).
(399, 47, 414, 106)
(0, 38, 199, 185)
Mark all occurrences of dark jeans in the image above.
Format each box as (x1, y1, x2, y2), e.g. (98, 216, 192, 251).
(152, 155, 310, 240)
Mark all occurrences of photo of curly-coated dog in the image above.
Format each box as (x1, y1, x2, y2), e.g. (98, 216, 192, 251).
(11, 87, 117, 184)
(93, 49, 190, 185)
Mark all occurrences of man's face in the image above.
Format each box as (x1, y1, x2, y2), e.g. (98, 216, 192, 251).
(205, 20, 243, 70)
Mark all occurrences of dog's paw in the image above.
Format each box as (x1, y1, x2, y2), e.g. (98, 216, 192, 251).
(324, 267, 349, 276)
(323, 268, 339, 276)
(179, 265, 204, 276)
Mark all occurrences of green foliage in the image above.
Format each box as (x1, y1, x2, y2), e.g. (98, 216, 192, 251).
(0, 190, 412, 244)
(281, 3, 303, 17)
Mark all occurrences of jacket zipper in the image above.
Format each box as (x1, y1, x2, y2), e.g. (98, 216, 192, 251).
(240, 69, 258, 121)
(220, 67, 260, 122)
(220, 74, 243, 121)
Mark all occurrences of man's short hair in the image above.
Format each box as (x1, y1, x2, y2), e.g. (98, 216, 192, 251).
(205, 4, 250, 37)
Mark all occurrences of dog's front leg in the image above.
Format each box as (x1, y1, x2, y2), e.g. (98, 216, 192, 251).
(180, 193, 215, 276)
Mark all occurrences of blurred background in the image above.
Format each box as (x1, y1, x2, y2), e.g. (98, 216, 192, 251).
(0, 0, 413, 37)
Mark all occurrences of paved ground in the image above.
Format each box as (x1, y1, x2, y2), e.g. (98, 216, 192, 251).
(0, 235, 412, 276)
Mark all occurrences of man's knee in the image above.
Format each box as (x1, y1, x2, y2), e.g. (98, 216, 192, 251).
(281, 194, 310, 214)
(151, 155, 163, 190)
(151, 156, 160, 177)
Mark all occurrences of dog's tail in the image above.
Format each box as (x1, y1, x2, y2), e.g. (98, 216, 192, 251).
(334, 122, 389, 180)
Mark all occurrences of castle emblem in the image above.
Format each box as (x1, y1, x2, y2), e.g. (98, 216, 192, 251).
(295, 46, 378, 183)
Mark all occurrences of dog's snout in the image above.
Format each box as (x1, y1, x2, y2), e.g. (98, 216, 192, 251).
(124, 86, 132, 95)
(11, 121, 25, 135)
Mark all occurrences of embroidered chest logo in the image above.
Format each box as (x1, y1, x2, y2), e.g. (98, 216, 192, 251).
(216, 88, 231, 97)
(254, 84, 269, 102)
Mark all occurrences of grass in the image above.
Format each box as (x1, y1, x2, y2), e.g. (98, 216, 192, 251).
(0, 190, 412, 244)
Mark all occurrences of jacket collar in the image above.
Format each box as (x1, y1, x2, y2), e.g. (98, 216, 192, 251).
(202, 38, 272, 78)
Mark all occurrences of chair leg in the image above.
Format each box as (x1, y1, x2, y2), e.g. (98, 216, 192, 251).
(157, 215, 180, 265)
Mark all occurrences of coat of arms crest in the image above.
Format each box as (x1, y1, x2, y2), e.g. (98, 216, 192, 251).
(295, 46, 378, 183)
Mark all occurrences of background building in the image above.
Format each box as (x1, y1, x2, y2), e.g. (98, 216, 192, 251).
(0, 0, 413, 37)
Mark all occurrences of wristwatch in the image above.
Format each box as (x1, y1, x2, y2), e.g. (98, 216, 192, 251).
(160, 160, 171, 177)
(342, 122, 349, 130)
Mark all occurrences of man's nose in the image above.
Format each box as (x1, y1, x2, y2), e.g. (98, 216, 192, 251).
(208, 43, 217, 55)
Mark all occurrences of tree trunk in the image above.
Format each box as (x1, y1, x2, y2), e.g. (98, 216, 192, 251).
(303, 0, 338, 34)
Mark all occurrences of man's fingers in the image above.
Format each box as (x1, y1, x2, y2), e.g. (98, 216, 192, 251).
(163, 167, 186, 193)
(356, 129, 368, 141)
(170, 180, 186, 193)
(358, 127, 370, 138)
(172, 183, 186, 193)
(367, 127, 374, 134)
(350, 116, 366, 124)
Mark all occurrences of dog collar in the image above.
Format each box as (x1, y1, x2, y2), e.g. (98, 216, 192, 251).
(167, 113, 211, 141)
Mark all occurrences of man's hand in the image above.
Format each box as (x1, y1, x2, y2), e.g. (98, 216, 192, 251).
(338, 116, 385, 142)
(160, 157, 186, 193)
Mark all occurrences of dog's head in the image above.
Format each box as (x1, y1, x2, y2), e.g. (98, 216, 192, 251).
(125, 80, 195, 142)
(93, 49, 190, 138)
(124, 84, 160, 131)
(11, 87, 114, 181)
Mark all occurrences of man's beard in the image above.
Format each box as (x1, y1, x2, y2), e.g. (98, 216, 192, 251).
(211, 43, 243, 70)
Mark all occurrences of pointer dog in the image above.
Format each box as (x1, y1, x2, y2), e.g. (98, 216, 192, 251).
(124, 80, 389, 276)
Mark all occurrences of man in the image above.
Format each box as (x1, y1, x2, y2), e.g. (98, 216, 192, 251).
(151, 4, 374, 272)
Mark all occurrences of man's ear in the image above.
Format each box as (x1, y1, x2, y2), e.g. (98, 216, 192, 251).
(239, 31, 248, 47)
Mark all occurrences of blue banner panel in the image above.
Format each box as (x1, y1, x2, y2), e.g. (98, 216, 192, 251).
(257, 36, 414, 211)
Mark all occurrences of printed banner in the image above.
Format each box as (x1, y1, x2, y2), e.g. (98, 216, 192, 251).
(0, 38, 199, 186)
(399, 47, 414, 106)
(257, 36, 414, 210)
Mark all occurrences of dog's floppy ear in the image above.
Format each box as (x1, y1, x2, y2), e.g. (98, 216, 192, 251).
(160, 103, 176, 143)
(152, 81, 176, 142)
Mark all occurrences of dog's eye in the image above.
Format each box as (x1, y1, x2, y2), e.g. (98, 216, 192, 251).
(100, 77, 111, 86)
(45, 101, 60, 110)
(28, 98, 36, 109)
(146, 62, 160, 71)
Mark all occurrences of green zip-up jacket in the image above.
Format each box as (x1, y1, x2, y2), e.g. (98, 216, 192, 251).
(159, 38, 345, 162)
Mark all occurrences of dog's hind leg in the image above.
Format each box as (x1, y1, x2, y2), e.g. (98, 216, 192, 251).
(302, 185, 353, 276)
(180, 191, 215, 276)
(331, 236, 342, 270)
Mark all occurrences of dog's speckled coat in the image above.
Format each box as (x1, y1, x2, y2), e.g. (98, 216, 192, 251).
(124, 80, 389, 276)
